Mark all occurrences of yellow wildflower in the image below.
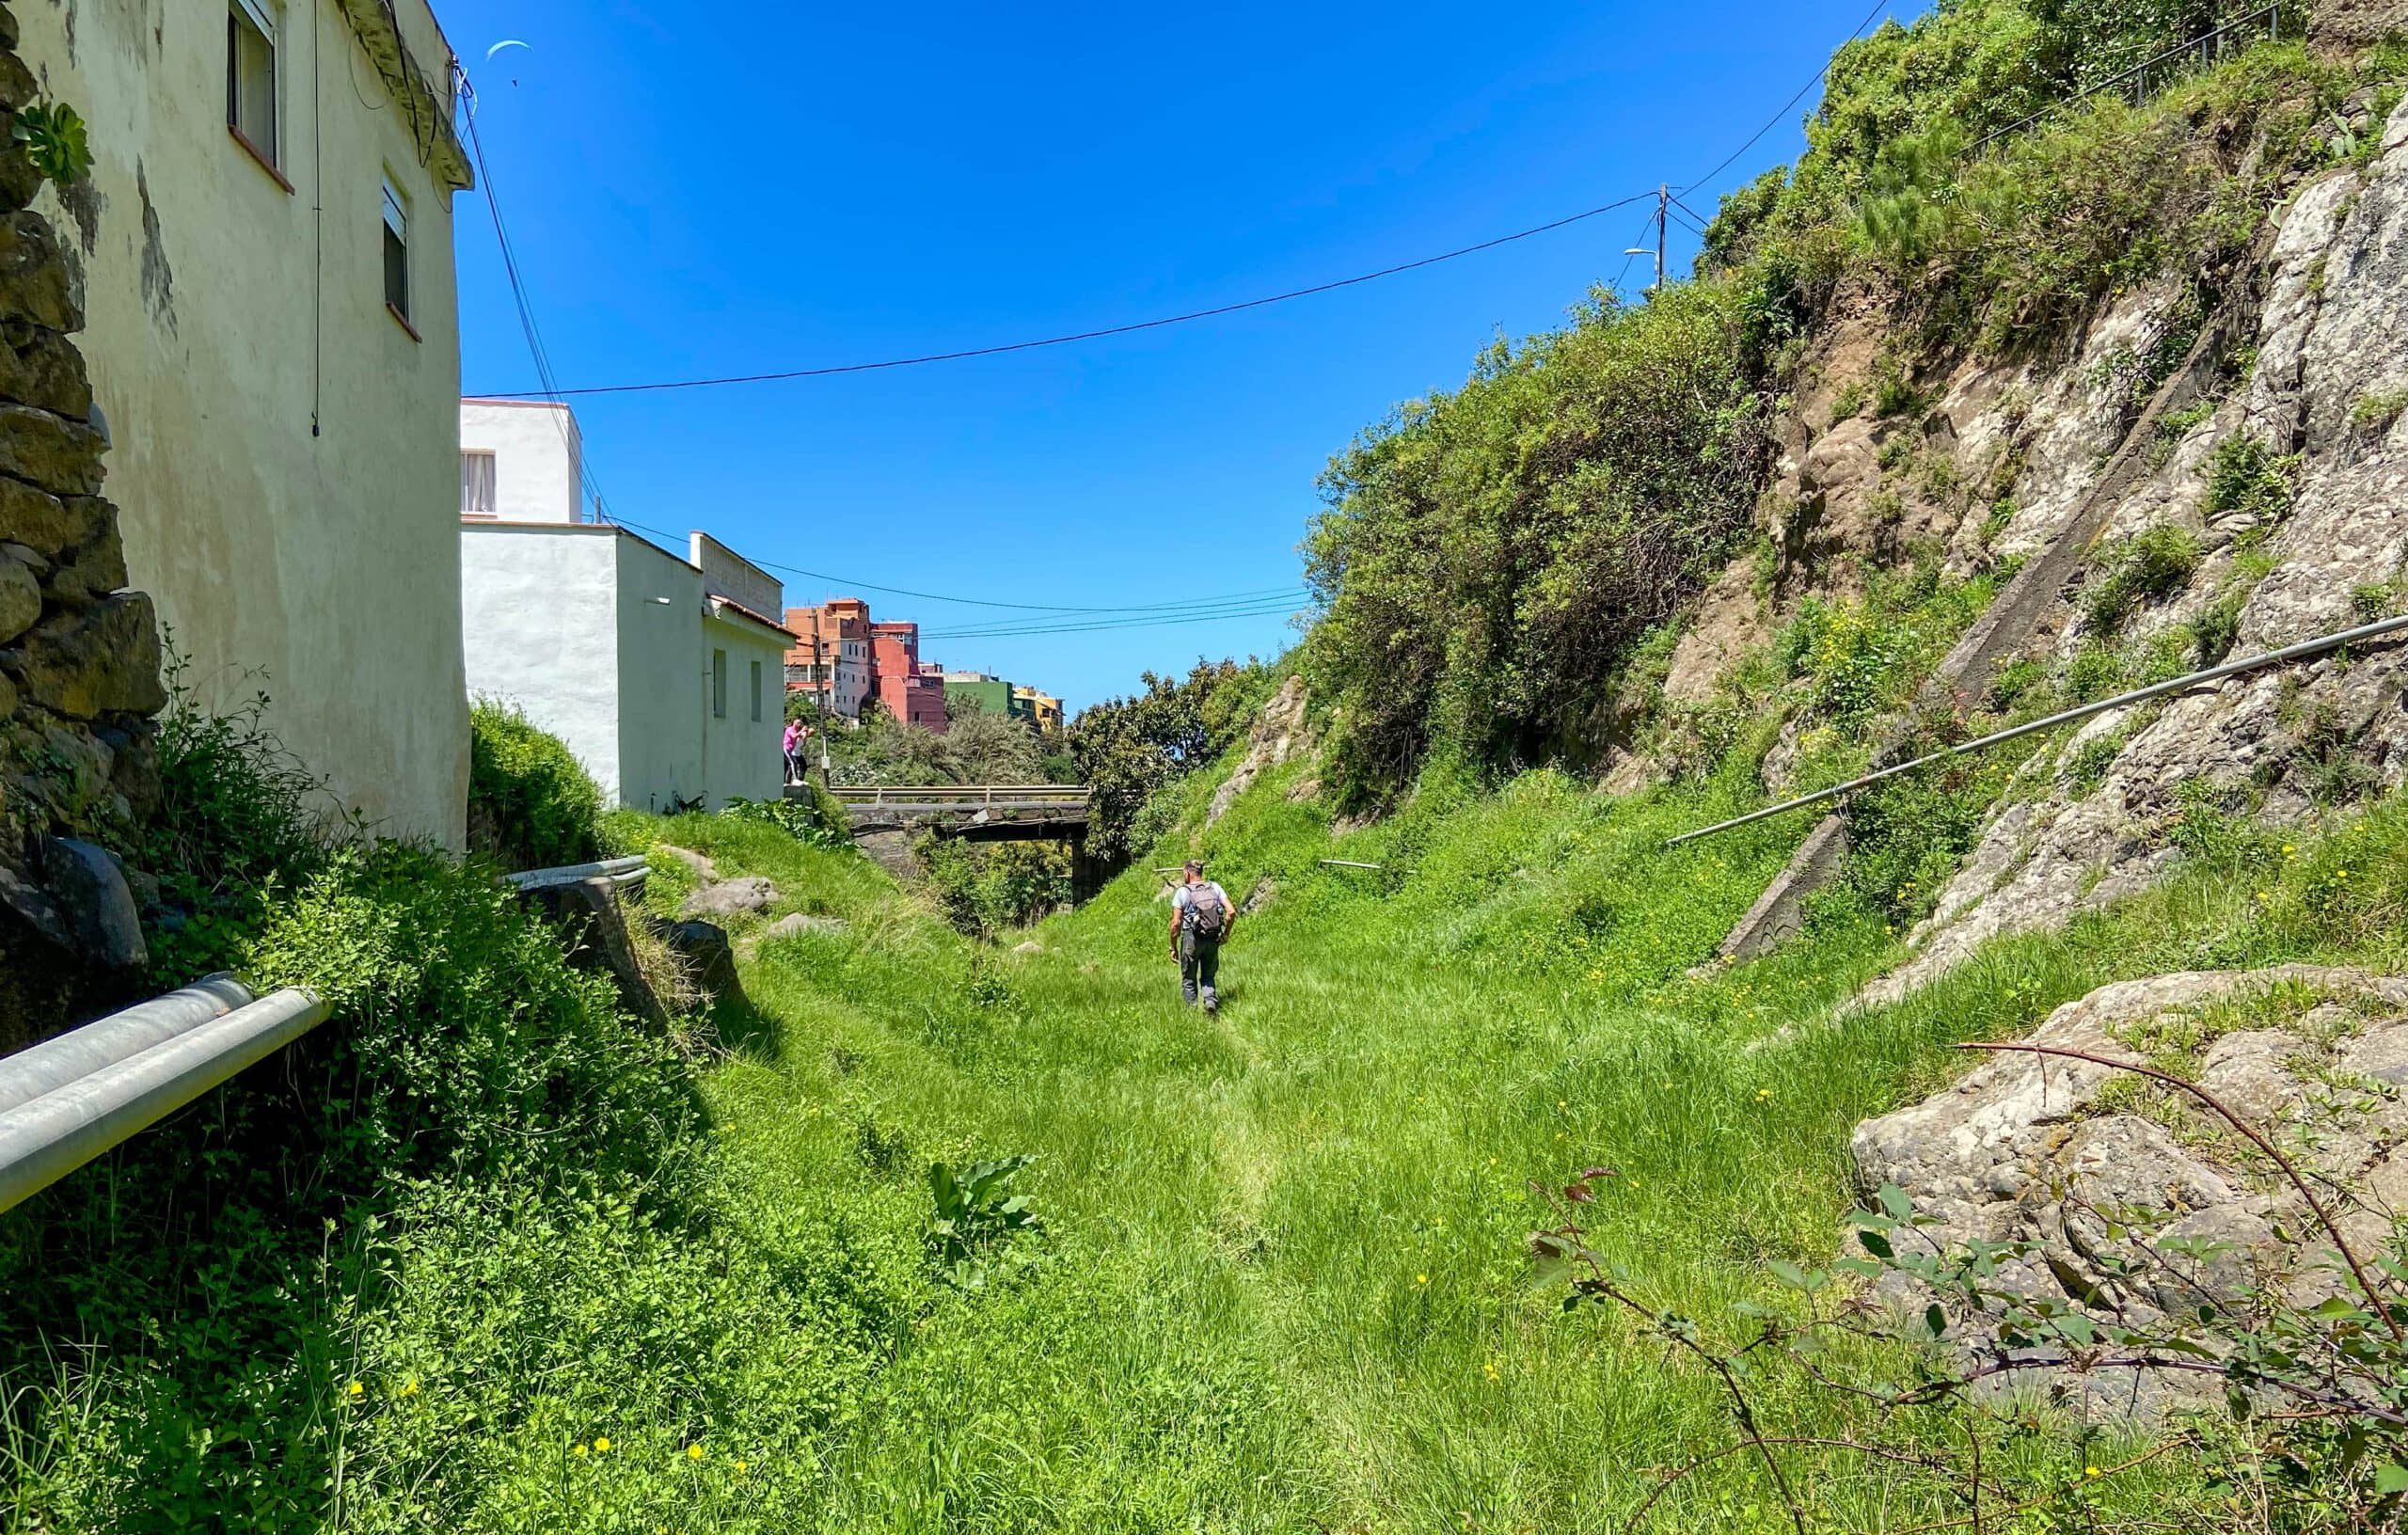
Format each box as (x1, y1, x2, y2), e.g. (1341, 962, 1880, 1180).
(345, 1381, 363, 1398)
(2083, 1466, 2101, 1478)
(687, 1443, 705, 1461)
(1416, 1274, 1429, 1286)
(1755, 1087, 1772, 1101)
(594, 1436, 611, 1453)
(401, 1376, 420, 1398)
(574, 1444, 588, 1458)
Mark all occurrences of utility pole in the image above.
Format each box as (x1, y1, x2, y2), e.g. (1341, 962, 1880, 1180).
(1654, 183, 1668, 293)
(1624, 184, 1671, 297)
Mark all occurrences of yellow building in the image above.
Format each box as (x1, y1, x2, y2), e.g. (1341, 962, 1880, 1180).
(20, 0, 475, 845)
(1013, 686, 1065, 735)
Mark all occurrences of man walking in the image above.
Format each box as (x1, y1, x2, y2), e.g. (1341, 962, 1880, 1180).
(1167, 860, 1234, 1014)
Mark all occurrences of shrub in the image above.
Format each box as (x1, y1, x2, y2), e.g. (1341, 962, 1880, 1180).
(1302, 281, 1768, 803)
(2352, 387, 2408, 430)
(921, 836, 1072, 937)
(135, 648, 337, 981)
(2083, 524, 2200, 633)
(723, 785, 854, 853)
(2199, 433, 2298, 523)
(467, 700, 603, 872)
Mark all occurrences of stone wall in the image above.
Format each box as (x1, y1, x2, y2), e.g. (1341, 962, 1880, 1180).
(0, 1, 167, 1048)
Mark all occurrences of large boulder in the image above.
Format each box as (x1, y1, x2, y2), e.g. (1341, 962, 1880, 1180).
(4, 592, 164, 719)
(520, 876, 671, 1030)
(1851, 966, 2408, 1412)
(679, 876, 777, 920)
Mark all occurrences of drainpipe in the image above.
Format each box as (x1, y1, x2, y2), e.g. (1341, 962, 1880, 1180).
(0, 986, 330, 1215)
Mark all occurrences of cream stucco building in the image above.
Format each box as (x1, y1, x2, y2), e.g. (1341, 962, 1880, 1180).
(458, 402, 790, 812)
(18, 0, 476, 846)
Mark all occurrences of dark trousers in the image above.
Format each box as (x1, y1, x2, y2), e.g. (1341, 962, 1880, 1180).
(1180, 937, 1221, 1006)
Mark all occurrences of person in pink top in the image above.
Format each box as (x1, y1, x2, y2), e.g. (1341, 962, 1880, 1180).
(782, 719, 805, 784)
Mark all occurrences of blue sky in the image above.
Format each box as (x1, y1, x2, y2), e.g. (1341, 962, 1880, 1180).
(443, 1, 1903, 709)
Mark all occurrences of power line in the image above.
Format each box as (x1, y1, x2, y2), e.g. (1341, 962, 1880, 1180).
(1676, 0, 1892, 197)
(604, 512, 1300, 616)
(473, 192, 1658, 400)
(924, 601, 1307, 641)
(921, 592, 1309, 638)
(459, 71, 622, 522)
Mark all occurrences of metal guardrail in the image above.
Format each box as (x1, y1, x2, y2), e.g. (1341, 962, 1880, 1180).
(1663, 611, 2408, 850)
(505, 855, 649, 894)
(826, 784, 1092, 808)
(0, 979, 330, 1214)
(1965, 4, 2285, 159)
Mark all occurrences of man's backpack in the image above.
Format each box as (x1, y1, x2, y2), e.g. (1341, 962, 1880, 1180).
(1181, 885, 1228, 943)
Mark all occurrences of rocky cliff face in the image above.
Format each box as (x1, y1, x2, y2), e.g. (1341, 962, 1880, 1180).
(1873, 91, 2408, 1001)
(1645, 67, 2408, 1004)
(0, 3, 167, 1044)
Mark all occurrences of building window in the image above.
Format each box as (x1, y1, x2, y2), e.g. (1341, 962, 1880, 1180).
(750, 659, 764, 722)
(460, 451, 497, 517)
(227, 0, 278, 167)
(381, 177, 410, 321)
(712, 649, 728, 719)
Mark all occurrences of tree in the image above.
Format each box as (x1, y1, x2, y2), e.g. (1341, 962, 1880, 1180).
(1068, 659, 1264, 865)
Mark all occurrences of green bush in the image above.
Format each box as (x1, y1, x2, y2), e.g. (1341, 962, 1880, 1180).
(1302, 282, 1769, 803)
(921, 837, 1072, 937)
(2083, 524, 2201, 632)
(723, 785, 854, 853)
(1069, 658, 1266, 863)
(2200, 432, 2299, 524)
(467, 700, 604, 872)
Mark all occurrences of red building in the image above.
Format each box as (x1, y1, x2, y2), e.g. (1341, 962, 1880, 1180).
(868, 620, 950, 732)
(784, 598, 871, 719)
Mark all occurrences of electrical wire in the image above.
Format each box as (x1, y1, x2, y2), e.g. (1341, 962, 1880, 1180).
(919, 592, 1311, 637)
(603, 511, 1303, 616)
(473, 192, 1658, 400)
(1675, 0, 1892, 196)
(459, 71, 622, 522)
(923, 602, 1307, 641)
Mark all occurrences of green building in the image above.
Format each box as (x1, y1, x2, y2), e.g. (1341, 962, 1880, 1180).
(942, 673, 1035, 725)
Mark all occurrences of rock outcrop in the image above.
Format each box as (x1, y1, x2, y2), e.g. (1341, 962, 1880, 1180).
(1208, 674, 1312, 826)
(1853, 966, 2408, 1411)
(1868, 91, 2408, 1001)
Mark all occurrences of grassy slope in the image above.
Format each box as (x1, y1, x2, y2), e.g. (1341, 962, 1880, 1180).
(578, 738, 2408, 1532)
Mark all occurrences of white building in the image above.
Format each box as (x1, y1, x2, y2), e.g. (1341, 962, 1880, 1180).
(457, 403, 789, 811)
(19, 0, 477, 846)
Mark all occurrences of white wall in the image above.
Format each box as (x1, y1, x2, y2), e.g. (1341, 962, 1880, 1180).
(23, 0, 473, 847)
(689, 531, 782, 618)
(460, 400, 582, 523)
(460, 524, 622, 798)
(611, 535, 706, 811)
(701, 607, 788, 807)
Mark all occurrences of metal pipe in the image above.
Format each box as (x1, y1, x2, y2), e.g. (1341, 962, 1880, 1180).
(1319, 860, 1386, 870)
(0, 975, 258, 1115)
(0, 987, 329, 1215)
(1663, 611, 2408, 849)
(505, 856, 647, 891)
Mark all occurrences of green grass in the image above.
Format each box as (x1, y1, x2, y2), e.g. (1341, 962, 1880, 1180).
(259, 739, 2388, 1530)
(15, 721, 2408, 1528)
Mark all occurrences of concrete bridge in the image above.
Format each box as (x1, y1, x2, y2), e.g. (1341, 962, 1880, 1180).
(792, 783, 1101, 894)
